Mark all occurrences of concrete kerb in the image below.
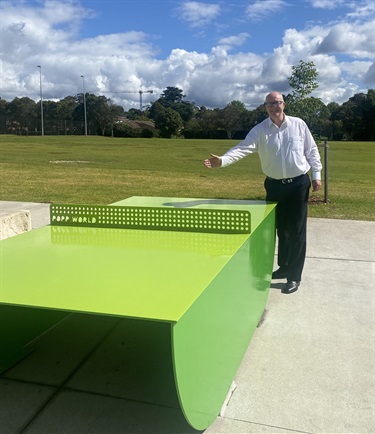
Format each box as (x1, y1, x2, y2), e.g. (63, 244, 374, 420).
(0, 201, 50, 235)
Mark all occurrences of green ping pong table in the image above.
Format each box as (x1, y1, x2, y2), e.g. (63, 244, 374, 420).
(0, 196, 276, 430)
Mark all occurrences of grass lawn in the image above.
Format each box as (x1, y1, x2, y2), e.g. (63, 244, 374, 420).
(0, 135, 374, 221)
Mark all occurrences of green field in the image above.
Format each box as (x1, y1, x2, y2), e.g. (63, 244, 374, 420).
(0, 135, 374, 221)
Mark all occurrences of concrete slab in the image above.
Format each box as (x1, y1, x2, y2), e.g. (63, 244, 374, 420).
(307, 218, 375, 261)
(67, 318, 180, 408)
(4, 314, 118, 386)
(23, 390, 194, 434)
(206, 418, 304, 433)
(213, 259, 374, 434)
(0, 201, 50, 230)
(0, 378, 55, 433)
(0, 201, 374, 434)
(206, 219, 375, 434)
(0, 210, 31, 240)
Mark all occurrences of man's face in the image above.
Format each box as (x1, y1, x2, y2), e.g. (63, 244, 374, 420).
(265, 94, 285, 120)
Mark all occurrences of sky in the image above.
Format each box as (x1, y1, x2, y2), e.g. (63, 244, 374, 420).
(0, 0, 374, 111)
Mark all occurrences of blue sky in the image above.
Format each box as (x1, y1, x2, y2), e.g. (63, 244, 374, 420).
(1, 0, 374, 110)
(78, 0, 351, 57)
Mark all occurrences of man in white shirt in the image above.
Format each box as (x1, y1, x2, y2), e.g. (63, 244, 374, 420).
(204, 91, 322, 294)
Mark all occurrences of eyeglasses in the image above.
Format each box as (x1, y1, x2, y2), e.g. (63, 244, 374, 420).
(264, 101, 284, 107)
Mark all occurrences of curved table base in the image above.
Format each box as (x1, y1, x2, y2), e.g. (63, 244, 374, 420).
(172, 211, 275, 429)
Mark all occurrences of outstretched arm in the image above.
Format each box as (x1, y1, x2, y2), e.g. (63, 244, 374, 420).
(203, 154, 222, 169)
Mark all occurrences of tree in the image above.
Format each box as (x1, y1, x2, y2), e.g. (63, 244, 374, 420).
(286, 60, 323, 134)
(251, 103, 268, 126)
(107, 102, 125, 137)
(73, 94, 123, 135)
(195, 108, 222, 139)
(184, 117, 202, 139)
(127, 108, 142, 120)
(1, 86, 374, 139)
(159, 86, 185, 104)
(7, 97, 37, 132)
(56, 96, 77, 121)
(0, 99, 9, 133)
(288, 60, 319, 100)
(331, 92, 375, 140)
(221, 100, 251, 139)
(150, 86, 196, 124)
(152, 102, 183, 138)
(362, 89, 375, 140)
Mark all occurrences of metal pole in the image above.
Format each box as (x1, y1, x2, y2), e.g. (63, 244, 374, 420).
(81, 75, 88, 136)
(324, 140, 329, 204)
(37, 65, 44, 136)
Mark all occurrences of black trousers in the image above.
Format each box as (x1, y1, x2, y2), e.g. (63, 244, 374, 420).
(265, 174, 311, 281)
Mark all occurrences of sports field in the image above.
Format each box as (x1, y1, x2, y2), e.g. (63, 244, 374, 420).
(0, 135, 373, 220)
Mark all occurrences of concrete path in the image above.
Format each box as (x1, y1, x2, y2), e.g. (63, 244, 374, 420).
(0, 201, 374, 434)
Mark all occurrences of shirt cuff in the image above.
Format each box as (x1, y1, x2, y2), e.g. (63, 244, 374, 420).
(312, 171, 321, 181)
(220, 156, 231, 167)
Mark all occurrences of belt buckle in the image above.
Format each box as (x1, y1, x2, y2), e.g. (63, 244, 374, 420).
(282, 178, 292, 184)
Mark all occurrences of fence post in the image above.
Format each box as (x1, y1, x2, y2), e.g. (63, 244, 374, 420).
(323, 140, 328, 204)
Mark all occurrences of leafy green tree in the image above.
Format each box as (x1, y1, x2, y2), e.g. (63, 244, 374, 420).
(54, 96, 78, 134)
(286, 60, 324, 134)
(127, 108, 142, 120)
(251, 103, 268, 126)
(56, 96, 77, 121)
(331, 91, 375, 140)
(184, 117, 202, 139)
(151, 86, 195, 124)
(73, 94, 123, 135)
(362, 89, 375, 140)
(0, 99, 9, 132)
(7, 97, 37, 132)
(152, 102, 183, 138)
(221, 100, 251, 139)
(288, 60, 319, 100)
(42, 101, 57, 120)
(159, 86, 185, 104)
(107, 102, 125, 137)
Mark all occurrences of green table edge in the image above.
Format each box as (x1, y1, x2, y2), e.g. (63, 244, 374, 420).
(172, 209, 275, 429)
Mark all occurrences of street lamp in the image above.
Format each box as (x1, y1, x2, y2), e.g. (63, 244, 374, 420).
(81, 75, 88, 136)
(37, 65, 44, 136)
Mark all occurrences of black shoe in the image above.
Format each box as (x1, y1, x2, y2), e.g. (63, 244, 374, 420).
(282, 281, 300, 294)
(272, 267, 288, 279)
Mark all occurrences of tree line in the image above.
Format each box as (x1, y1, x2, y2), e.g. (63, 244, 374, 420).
(1, 61, 374, 140)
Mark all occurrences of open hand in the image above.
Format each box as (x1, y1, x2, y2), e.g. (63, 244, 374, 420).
(203, 154, 222, 168)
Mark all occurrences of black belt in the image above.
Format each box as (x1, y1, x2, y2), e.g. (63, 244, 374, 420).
(266, 174, 306, 184)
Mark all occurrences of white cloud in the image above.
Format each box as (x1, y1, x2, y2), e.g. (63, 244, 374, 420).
(315, 22, 374, 58)
(364, 62, 375, 87)
(308, 0, 346, 9)
(217, 33, 250, 51)
(0, 0, 373, 111)
(177, 1, 221, 27)
(346, 0, 375, 20)
(246, 0, 289, 22)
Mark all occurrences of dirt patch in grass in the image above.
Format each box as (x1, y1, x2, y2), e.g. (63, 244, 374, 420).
(50, 160, 93, 164)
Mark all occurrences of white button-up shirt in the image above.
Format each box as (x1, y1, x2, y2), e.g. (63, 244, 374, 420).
(221, 115, 322, 180)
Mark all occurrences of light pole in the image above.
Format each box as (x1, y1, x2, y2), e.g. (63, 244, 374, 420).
(81, 75, 88, 136)
(37, 65, 44, 136)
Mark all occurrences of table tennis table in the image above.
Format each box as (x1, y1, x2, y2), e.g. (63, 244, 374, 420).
(0, 196, 276, 430)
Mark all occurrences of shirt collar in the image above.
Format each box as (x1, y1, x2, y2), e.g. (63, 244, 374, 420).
(268, 114, 288, 128)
